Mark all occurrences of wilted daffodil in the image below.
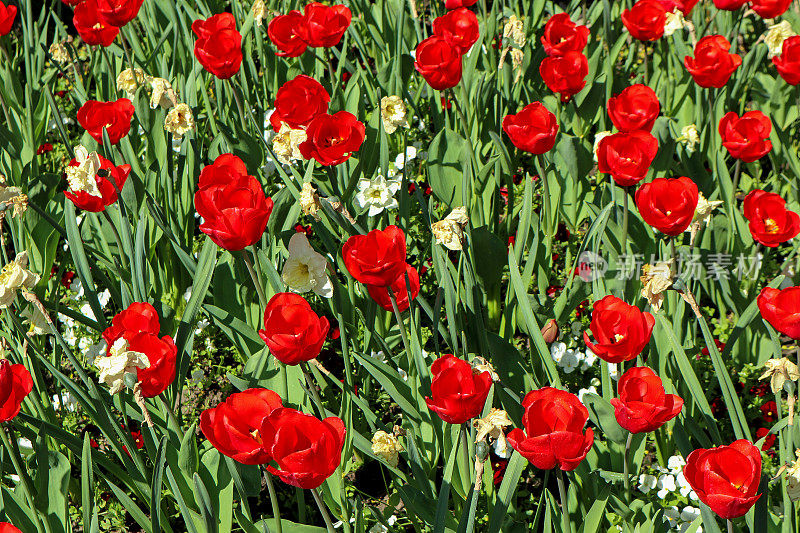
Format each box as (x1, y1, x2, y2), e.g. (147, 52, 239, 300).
(688, 192, 723, 245)
(663, 9, 689, 37)
(787, 450, 800, 501)
(65, 146, 102, 198)
(677, 124, 699, 153)
(164, 103, 195, 137)
(432, 207, 469, 251)
(96, 338, 150, 395)
(0, 182, 27, 218)
(371, 430, 403, 467)
(760, 358, 800, 394)
(765, 21, 795, 58)
(251, 0, 266, 26)
(640, 260, 673, 313)
(49, 41, 70, 64)
(116, 68, 149, 99)
(273, 124, 307, 165)
(149, 77, 178, 109)
(22, 305, 49, 336)
(473, 408, 513, 443)
(503, 15, 526, 49)
(299, 181, 322, 220)
(0, 252, 40, 308)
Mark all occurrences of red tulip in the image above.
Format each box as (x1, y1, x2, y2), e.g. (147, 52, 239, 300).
(713, 0, 748, 9)
(197, 153, 249, 187)
(718, 111, 772, 162)
(415, 35, 464, 90)
(127, 331, 177, 397)
(194, 155, 273, 251)
(270, 75, 331, 132)
(502, 102, 559, 154)
(298, 111, 365, 166)
(750, 0, 791, 18)
(295, 3, 351, 48)
(742, 189, 800, 247)
(258, 293, 329, 365)
(444, 0, 477, 8)
(192, 13, 242, 79)
(0, 523, 21, 533)
(0, 1, 17, 35)
(635, 176, 699, 235)
(539, 51, 588, 102)
(200, 388, 283, 465)
(425, 355, 492, 424)
(64, 154, 130, 213)
(102, 302, 161, 348)
(73, 0, 119, 46)
(366, 263, 420, 312)
(432, 8, 479, 54)
(102, 302, 176, 398)
(342, 226, 407, 287)
(260, 408, 345, 489)
(268, 10, 307, 57)
(772, 36, 800, 85)
(611, 367, 683, 433)
(507, 387, 594, 471)
(758, 286, 800, 339)
(658, 0, 700, 13)
(77, 99, 134, 145)
(96, 0, 144, 27)
(596, 130, 658, 187)
(684, 440, 762, 519)
(541, 13, 589, 57)
(621, 0, 667, 42)
(0, 359, 33, 422)
(684, 35, 741, 88)
(607, 84, 660, 132)
(583, 295, 655, 363)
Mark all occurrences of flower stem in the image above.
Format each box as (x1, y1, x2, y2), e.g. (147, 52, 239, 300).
(623, 431, 633, 503)
(621, 186, 629, 254)
(311, 487, 336, 532)
(264, 471, 283, 533)
(731, 159, 742, 195)
(727, 519, 734, 533)
(300, 361, 325, 418)
(241, 248, 267, 309)
(555, 469, 572, 533)
(388, 288, 411, 358)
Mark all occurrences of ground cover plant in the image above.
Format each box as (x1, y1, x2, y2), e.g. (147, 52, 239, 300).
(1, 0, 800, 531)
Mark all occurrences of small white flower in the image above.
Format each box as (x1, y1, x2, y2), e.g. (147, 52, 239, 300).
(395, 146, 417, 170)
(657, 473, 677, 499)
(397, 367, 408, 381)
(663, 506, 680, 527)
(370, 351, 386, 363)
(680, 506, 701, 522)
(550, 342, 567, 363)
(80, 302, 96, 321)
(638, 473, 657, 493)
(580, 350, 597, 371)
(493, 435, 513, 458)
(98, 289, 111, 307)
(676, 471, 696, 499)
(577, 386, 598, 404)
(52, 391, 78, 412)
(194, 318, 210, 336)
(608, 363, 620, 380)
(559, 349, 580, 374)
(281, 232, 333, 298)
(17, 438, 33, 453)
(183, 288, 192, 303)
(668, 454, 686, 473)
(354, 175, 401, 216)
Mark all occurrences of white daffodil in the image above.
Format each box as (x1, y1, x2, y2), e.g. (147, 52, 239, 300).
(679, 124, 700, 153)
(95, 338, 150, 394)
(281, 232, 332, 298)
(65, 146, 102, 198)
(273, 124, 307, 165)
(432, 206, 469, 251)
(380, 96, 409, 134)
(371, 430, 403, 467)
(22, 305, 49, 335)
(0, 252, 40, 308)
(766, 21, 795, 58)
(354, 175, 401, 216)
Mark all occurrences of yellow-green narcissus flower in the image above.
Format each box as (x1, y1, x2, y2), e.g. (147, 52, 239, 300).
(766, 21, 795, 58)
(432, 207, 469, 251)
(0, 252, 40, 309)
(371, 430, 403, 467)
(380, 96, 408, 134)
(96, 338, 150, 395)
(281, 232, 332, 298)
(164, 103, 195, 137)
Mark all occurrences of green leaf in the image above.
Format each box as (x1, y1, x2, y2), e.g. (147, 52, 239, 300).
(582, 393, 627, 445)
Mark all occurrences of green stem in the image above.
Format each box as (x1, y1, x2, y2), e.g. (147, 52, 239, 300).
(101, 209, 130, 274)
(311, 487, 336, 533)
(0, 425, 51, 533)
(731, 159, 742, 196)
(623, 431, 633, 503)
(727, 519, 734, 533)
(388, 289, 411, 358)
(621, 186, 629, 254)
(241, 248, 267, 308)
(300, 362, 325, 418)
(555, 469, 572, 533)
(264, 472, 283, 533)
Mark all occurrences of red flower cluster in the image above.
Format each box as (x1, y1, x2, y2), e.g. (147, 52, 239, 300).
(77, 99, 135, 145)
(102, 302, 177, 397)
(539, 14, 589, 101)
(742, 189, 800, 247)
(64, 154, 130, 213)
(258, 293, 330, 365)
(425, 355, 492, 424)
(0, 359, 33, 423)
(684, 35, 741, 88)
(200, 389, 345, 489)
(583, 295, 655, 363)
(507, 387, 594, 471)
(270, 75, 365, 166)
(684, 440, 762, 519)
(502, 102, 559, 155)
(268, 3, 351, 57)
(635, 176, 699, 235)
(415, 7, 479, 90)
(192, 13, 242, 79)
(758, 286, 800, 338)
(611, 367, 683, 433)
(194, 154, 273, 251)
(0, 1, 17, 36)
(71, 0, 144, 46)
